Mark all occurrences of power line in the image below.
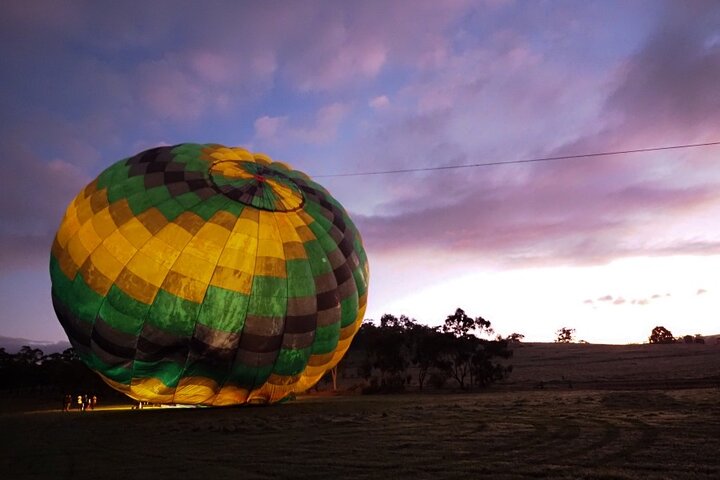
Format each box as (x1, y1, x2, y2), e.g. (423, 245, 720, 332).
(313, 140, 720, 178)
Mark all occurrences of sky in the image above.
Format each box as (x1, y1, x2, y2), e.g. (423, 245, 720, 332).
(1, 0, 719, 345)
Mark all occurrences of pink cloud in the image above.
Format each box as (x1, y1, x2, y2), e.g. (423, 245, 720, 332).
(254, 102, 350, 145)
(0, 141, 91, 269)
(279, 1, 469, 91)
(369, 95, 390, 109)
(254, 115, 288, 140)
(345, 3, 720, 270)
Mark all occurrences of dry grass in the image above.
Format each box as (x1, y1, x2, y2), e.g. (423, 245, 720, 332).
(1, 388, 719, 479)
(502, 342, 720, 390)
(2, 342, 719, 479)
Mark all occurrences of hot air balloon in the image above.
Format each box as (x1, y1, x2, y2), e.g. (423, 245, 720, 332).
(50, 144, 368, 405)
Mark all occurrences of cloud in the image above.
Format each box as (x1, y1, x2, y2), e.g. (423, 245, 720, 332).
(697, 288, 707, 295)
(604, 3, 720, 142)
(613, 297, 626, 305)
(351, 2, 720, 269)
(254, 102, 351, 145)
(369, 95, 390, 109)
(597, 295, 613, 302)
(254, 115, 289, 140)
(279, 1, 469, 91)
(0, 141, 90, 269)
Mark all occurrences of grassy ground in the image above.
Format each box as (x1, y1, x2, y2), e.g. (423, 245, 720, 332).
(2, 342, 719, 479)
(500, 342, 720, 390)
(1, 388, 719, 479)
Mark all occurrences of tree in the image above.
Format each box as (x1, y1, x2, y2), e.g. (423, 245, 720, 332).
(442, 308, 494, 339)
(360, 315, 410, 391)
(505, 333, 525, 343)
(649, 326, 675, 344)
(436, 309, 512, 390)
(407, 323, 444, 390)
(555, 327, 575, 343)
(470, 339, 513, 388)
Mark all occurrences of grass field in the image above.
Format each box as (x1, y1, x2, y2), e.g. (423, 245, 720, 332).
(1, 342, 719, 479)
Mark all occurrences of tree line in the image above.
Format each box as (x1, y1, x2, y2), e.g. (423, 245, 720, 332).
(344, 308, 515, 393)
(552, 326, 710, 345)
(648, 326, 707, 344)
(0, 346, 119, 398)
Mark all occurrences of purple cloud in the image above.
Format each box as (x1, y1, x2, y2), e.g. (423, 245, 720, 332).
(352, 2, 720, 268)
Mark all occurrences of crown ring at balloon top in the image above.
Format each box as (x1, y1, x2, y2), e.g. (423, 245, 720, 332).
(207, 150, 305, 213)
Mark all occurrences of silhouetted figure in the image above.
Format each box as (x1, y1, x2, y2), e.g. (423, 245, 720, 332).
(91, 395, 97, 410)
(63, 394, 72, 412)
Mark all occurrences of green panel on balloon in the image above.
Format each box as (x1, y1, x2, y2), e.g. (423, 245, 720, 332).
(133, 360, 184, 387)
(49, 144, 368, 405)
(312, 323, 341, 355)
(147, 289, 200, 337)
(273, 347, 313, 376)
(197, 286, 249, 332)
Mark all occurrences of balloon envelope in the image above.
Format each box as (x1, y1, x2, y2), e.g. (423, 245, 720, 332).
(50, 144, 368, 405)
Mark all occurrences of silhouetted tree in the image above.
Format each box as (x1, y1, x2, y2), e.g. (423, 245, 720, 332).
(436, 309, 512, 390)
(442, 308, 494, 338)
(360, 316, 410, 391)
(407, 323, 444, 390)
(505, 333, 525, 343)
(555, 327, 575, 343)
(0, 346, 123, 400)
(353, 310, 513, 393)
(649, 326, 675, 344)
(471, 339, 513, 388)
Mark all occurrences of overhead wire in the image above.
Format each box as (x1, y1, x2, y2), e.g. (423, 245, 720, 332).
(313, 140, 720, 178)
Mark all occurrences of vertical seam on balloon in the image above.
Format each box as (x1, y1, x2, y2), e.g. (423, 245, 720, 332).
(238, 205, 260, 403)
(208, 199, 253, 404)
(292, 209, 319, 391)
(295, 187, 339, 387)
(264, 209, 292, 402)
(68, 189, 110, 376)
(245, 210, 280, 401)
(310, 195, 346, 371)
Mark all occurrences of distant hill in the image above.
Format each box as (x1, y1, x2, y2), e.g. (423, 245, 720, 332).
(0, 336, 71, 354)
(500, 340, 720, 390)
